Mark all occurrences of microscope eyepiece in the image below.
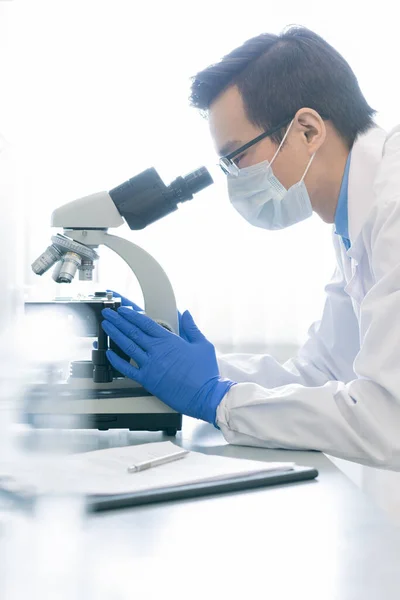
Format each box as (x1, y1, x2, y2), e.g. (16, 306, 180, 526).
(109, 165, 214, 230)
(166, 167, 213, 206)
(182, 167, 214, 196)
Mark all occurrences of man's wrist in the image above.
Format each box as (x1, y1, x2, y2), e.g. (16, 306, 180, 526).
(201, 378, 236, 425)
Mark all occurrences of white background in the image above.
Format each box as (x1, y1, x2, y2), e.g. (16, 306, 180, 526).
(6, 0, 400, 354)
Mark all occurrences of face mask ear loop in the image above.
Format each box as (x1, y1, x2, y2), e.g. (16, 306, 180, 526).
(300, 152, 316, 182)
(269, 119, 295, 167)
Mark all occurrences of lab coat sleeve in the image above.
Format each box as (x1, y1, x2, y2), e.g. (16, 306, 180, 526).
(216, 207, 400, 469)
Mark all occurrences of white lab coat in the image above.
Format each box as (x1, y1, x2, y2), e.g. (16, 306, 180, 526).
(216, 124, 400, 472)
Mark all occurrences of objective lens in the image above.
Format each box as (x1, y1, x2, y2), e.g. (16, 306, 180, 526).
(79, 260, 95, 281)
(53, 252, 81, 283)
(31, 244, 63, 275)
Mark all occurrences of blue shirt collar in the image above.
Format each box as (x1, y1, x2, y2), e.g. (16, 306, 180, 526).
(334, 153, 351, 249)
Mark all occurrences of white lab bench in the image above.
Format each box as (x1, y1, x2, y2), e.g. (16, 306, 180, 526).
(77, 417, 400, 600)
(1, 418, 400, 599)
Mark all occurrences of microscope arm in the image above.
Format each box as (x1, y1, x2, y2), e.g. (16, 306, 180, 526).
(67, 229, 179, 334)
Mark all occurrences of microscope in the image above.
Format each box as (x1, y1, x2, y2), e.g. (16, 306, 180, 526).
(25, 166, 213, 435)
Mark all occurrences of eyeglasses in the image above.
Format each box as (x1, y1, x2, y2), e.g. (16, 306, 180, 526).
(218, 117, 294, 177)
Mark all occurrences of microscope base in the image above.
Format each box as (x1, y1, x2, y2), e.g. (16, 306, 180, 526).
(23, 384, 182, 436)
(25, 411, 182, 436)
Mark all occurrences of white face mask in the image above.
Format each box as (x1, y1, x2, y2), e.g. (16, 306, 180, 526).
(227, 120, 315, 230)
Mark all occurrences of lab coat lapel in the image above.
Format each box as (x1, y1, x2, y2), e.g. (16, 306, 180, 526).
(347, 126, 387, 247)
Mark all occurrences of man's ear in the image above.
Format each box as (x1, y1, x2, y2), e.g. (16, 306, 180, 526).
(296, 108, 326, 154)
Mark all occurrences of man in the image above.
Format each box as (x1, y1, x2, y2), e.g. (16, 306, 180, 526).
(102, 26, 400, 469)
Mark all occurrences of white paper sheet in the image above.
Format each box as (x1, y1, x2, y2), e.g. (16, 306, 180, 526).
(0, 441, 295, 497)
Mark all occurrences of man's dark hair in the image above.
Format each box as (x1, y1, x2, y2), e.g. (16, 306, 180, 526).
(190, 26, 375, 148)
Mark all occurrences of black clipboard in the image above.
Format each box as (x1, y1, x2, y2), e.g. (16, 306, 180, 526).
(87, 465, 318, 513)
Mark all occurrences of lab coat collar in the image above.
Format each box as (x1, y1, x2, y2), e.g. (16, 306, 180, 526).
(347, 125, 387, 245)
(334, 153, 351, 245)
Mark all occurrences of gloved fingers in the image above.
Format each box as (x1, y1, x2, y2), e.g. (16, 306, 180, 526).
(108, 291, 186, 339)
(180, 310, 207, 343)
(177, 311, 189, 341)
(102, 308, 153, 350)
(106, 290, 143, 312)
(117, 306, 171, 338)
(101, 320, 148, 366)
(106, 349, 144, 384)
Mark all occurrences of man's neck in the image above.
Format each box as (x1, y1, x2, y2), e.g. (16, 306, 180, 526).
(312, 131, 351, 224)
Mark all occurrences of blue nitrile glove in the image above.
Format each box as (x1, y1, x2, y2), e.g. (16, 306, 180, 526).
(101, 307, 235, 425)
(106, 290, 188, 340)
(106, 290, 144, 312)
(93, 291, 143, 349)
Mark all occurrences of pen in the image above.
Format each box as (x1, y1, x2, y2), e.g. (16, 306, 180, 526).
(127, 448, 189, 473)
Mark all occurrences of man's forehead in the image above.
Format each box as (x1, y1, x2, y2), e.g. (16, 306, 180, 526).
(208, 85, 256, 155)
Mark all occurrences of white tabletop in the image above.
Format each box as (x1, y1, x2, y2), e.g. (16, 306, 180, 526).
(77, 417, 400, 600)
(2, 418, 400, 600)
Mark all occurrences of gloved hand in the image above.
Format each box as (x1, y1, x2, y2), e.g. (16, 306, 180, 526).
(106, 290, 144, 312)
(106, 290, 188, 340)
(101, 306, 235, 425)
